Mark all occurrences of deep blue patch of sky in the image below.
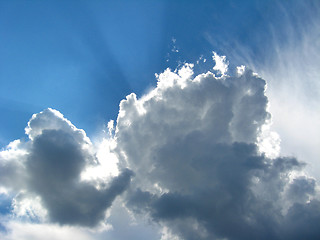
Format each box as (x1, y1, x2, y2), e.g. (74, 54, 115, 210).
(0, 0, 317, 147)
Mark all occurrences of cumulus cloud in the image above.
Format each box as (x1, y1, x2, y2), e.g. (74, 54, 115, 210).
(0, 108, 132, 227)
(1, 53, 319, 240)
(114, 59, 320, 239)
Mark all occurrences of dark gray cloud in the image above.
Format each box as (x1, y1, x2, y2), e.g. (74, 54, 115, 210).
(286, 177, 316, 203)
(114, 63, 320, 240)
(0, 109, 132, 227)
(282, 200, 320, 240)
(126, 143, 311, 240)
(27, 129, 132, 226)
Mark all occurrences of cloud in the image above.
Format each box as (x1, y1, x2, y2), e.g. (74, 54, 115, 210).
(0, 108, 132, 227)
(212, 51, 228, 76)
(114, 60, 320, 239)
(1, 53, 319, 240)
(217, 0, 320, 179)
(0, 221, 95, 240)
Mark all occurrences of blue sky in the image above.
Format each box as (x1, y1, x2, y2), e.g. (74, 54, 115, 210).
(1, 0, 312, 146)
(0, 1, 320, 239)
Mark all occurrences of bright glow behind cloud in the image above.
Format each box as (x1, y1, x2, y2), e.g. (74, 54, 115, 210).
(0, 222, 95, 240)
(226, 1, 320, 179)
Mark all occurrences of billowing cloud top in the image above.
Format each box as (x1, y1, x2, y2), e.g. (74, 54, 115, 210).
(114, 61, 320, 239)
(1, 53, 320, 240)
(115, 61, 269, 190)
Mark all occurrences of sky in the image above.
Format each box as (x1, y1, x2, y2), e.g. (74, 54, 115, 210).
(0, 0, 320, 239)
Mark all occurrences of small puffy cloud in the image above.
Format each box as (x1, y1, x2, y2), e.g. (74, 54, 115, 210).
(212, 51, 228, 76)
(0, 140, 28, 192)
(0, 108, 132, 227)
(236, 65, 246, 76)
(114, 56, 320, 239)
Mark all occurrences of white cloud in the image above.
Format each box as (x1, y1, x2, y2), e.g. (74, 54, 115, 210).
(114, 55, 320, 239)
(212, 51, 228, 76)
(236, 65, 246, 76)
(0, 222, 95, 240)
(1, 51, 320, 240)
(81, 138, 119, 183)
